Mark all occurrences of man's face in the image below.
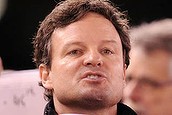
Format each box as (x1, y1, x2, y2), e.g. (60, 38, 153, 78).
(123, 48, 172, 115)
(40, 12, 126, 109)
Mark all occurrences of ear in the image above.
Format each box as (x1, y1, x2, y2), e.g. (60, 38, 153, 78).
(123, 64, 127, 87)
(123, 64, 127, 80)
(39, 64, 53, 89)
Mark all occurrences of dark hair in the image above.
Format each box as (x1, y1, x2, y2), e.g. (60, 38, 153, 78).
(33, 0, 130, 101)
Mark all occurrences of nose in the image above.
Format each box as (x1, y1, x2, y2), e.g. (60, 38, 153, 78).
(83, 50, 103, 67)
(127, 81, 142, 102)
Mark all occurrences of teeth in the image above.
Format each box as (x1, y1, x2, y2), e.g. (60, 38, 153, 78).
(87, 75, 99, 79)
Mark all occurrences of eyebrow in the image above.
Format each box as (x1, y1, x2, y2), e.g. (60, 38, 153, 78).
(101, 39, 117, 44)
(64, 41, 85, 48)
(62, 39, 119, 52)
(64, 40, 117, 47)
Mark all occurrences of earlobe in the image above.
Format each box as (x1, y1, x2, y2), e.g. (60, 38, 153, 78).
(39, 64, 53, 89)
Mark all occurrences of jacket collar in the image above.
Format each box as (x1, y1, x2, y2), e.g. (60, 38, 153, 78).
(44, 99, 57, 115)
(44, 99, 137, 115)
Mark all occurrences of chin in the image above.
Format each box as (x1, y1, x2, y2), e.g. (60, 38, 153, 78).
(79, 90, 118, 109)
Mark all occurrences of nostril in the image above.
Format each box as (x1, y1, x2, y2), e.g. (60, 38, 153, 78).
(86, 62, 92, 66)
(84, 61, 103, 67)
(83, 53, 103, 67)
(97, 60, 103, 67)
(97, 62, 101, 67)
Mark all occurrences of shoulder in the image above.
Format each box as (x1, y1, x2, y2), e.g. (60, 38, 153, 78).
(117, 103, 137, 115)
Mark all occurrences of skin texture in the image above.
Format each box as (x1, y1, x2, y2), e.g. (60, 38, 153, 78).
(39, 13, 126, 115)
(123, 48, 172, 115)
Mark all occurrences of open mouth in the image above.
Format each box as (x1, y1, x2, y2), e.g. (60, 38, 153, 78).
(87, 74, 100, 80)
(82, 71, 107, 82)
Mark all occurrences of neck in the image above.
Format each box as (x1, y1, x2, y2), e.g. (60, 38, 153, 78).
(54, 98, 117, 115)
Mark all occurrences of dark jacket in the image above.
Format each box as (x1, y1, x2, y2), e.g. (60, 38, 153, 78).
(44, 99, 137, 115)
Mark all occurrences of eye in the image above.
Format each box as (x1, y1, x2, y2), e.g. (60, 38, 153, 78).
(67, 49, 82, 56)
(126, 76, 133, 83)
(101, 48, 114, 55)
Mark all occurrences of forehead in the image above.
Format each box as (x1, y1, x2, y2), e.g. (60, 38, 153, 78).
(127, 48, 172, 81)
(51, 12, 121, 46)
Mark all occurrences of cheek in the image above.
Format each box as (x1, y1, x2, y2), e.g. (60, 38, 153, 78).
(51, 59, 81, 83)
(109, 63, 125, 88)
(142, 89, 167, 107)
(52, 58, 80, 72)
(154, 88, 172, 104)
(110, 62, 125, 78)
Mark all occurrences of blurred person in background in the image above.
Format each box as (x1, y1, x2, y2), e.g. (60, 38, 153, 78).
(0, 0, 7, 73)
(0, 0, 7, 20)
(122, 18, 172, 115)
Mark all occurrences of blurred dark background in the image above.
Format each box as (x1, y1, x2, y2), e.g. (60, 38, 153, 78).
(0, 0, 172, 70)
